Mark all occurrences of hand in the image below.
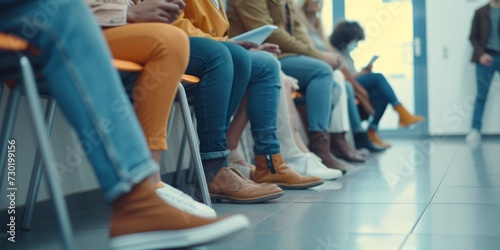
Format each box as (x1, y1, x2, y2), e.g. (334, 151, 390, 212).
(228, 40, 259, 50)
(167, 0, 186, 10)
(480, 53, 493, 66)
(257, 43, 281, 56)
(321, 52, 342, 69)
(127, 0, 185, 23)
(362, 64, 373, 73)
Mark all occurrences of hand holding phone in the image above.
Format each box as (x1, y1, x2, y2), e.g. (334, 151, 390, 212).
(366, 55, 379, 67)
(363, 55, 379, 73)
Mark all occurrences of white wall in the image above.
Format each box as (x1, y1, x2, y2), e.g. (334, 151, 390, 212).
(427, 0, 500, 135)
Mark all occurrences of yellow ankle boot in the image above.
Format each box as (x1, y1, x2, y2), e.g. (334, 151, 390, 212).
(367, 129, 392, 148)
(394, 104, 425, 127)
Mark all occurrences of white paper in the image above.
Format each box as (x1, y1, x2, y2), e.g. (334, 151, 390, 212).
(230, 25, 278, 45)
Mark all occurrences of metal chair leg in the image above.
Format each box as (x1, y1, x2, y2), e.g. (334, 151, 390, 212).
(176, 83, 211, 207)
(187, 107, 197, 184)
(0, 82, 4, 102)
(22, 98, 57, 231)
(167, 102, 176, 137)
(174, 131, 187, 187)
(167, 102, 189, 187)
(0, 84, 22, 188)
(19, 56, 74, 250)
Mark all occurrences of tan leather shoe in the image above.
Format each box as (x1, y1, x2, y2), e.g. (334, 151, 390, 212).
(208, 166, 284, 204)
(110, 179, 250, 250)
(228, 165, 279, 189)
(253, 154, 324, 189)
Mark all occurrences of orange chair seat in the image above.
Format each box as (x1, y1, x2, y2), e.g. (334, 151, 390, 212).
(0, 34, 200, 86)
(112, 59, 199, 84)
(0, 33, 28, 51)
(113, 59, 143, 72)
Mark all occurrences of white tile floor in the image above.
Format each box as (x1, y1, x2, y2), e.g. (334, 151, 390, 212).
(2, 138, 500, 250)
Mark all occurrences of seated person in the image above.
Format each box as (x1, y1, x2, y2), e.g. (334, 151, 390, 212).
(1, 0, 248, 248)
(226, 73, 344, 180)
(227, 0, 350, 173)
(173, 0, 326, 185)
(330, 20, 425, 147)
(88, 0, 222, 214)
(298, 0, 385, 153)
(89, 0, 285, 203)
(213, 2, 343, 179)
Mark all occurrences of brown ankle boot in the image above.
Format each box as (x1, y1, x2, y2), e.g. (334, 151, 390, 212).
(308, 131, 348, 174)
(394, 104, 425, 127)
(330, 132, 366, 163)
(367, 129, 392, 148)
(208, 166, 284, 203)
(253, 154, 324, 189)
(110, 179, 250, 249)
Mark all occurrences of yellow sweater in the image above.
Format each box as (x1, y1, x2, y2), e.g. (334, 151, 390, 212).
(172, 0, 229, 41)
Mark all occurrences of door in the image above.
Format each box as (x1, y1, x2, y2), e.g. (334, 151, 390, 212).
(332, 0, 428, 137)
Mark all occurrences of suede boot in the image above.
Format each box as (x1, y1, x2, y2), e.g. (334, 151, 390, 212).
(330, 132, 365, 162)
(368, 129, 392, 148)
(253, 154, 324, 189)
(308, 131, 348, 174)
(353, 131, 386, 153)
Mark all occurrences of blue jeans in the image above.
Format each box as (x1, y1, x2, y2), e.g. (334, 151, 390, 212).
(345, 82, 364, 133)
(247, 51, 281, 155)
(186, 40, 250, 160)
(356, 73, 401, 130)
(280, 56, 335, 132)
(472, 54, 500, 130)
(1, 0, 158, 202)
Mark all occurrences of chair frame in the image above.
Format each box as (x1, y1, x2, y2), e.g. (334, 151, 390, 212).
(0, 51, 75, 250)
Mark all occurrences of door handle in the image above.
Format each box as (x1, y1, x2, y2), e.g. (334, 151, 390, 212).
(414, 37, 422, 58)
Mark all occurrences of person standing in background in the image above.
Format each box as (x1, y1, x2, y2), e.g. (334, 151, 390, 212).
(467, 0, 500, 144)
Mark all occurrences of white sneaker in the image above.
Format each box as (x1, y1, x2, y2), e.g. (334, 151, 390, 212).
(110, 214, 249, 250)
(287, 153, 343, 180)
(155, 182, 216, 219)
(466, 129, 481, 145)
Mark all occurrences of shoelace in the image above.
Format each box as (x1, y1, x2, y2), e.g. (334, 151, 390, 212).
(156, 186, 200, 211)
(161, 186, 193, 200)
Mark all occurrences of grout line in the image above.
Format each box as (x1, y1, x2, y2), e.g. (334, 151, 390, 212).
(248, 190, 316, 227)
(250, 202, 297, 227)
(249, 183, 342, 226)
(398, 143, 461, 250)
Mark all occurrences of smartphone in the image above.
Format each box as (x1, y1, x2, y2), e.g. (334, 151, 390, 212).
(367, 55, 379, 67)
